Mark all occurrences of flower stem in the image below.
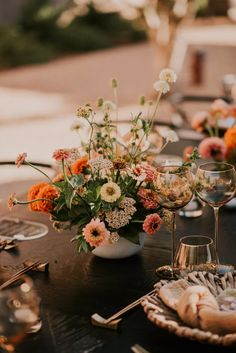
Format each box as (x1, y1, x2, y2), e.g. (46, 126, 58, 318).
(115, 170, 120, 182)
(150, 91, 162, 131)
(61, 159, 71, 185)
(215, 118, 219, 137)
(88, 121, 94, 159)
(26, 162, 52, 182)
(113, 86, 119, 155)
(205, 123, 214, 137)
(16, 197, 55, 205)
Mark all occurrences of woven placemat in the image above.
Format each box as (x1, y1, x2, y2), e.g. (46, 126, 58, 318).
(142, 271, 236, 346)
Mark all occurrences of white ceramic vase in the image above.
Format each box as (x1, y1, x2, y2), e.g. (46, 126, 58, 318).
(92, 232, 146, 259)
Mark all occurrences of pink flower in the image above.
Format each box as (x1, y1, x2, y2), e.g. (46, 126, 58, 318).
(143, 213, 162, 235)
(8, 192, 17, 210)
(138, 188, 159, 209)
(140, 164, 157, 183)
(15, 152, 27, 168)
(210, 99, 229, 118)
(82, 218, 110, 248)
(199, 137, 226, 161)
(52, 149, 71, 161)
(191, 111, 208, 132)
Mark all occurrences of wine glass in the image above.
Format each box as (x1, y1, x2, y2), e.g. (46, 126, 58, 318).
(195, 162, 236, 257)
(0, 275, 41, 352)
(155, 165, 194, 278)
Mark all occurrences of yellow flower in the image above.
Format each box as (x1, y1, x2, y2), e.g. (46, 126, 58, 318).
(100, 182, 121, 203)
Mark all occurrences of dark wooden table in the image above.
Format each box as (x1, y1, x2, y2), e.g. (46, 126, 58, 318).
(1, 140, 236, 353)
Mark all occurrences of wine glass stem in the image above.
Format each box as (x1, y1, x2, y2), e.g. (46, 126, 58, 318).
(171, 211, 176, 266)
(213, 206, 219, 256)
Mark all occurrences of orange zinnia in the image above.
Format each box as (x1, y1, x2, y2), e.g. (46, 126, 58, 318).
(28, 182, 48, 211)
(37, 184, 59, 213)
(72, 156, 89, 174)
(224, 127, 236, 150)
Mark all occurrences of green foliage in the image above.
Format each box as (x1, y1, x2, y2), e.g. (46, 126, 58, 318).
(0, 0, 146, 68)
(70, 174, 84, 189)
(0, 26, 55, 68)
(54, 23, 111, 53)
(119, 222, 142, 245)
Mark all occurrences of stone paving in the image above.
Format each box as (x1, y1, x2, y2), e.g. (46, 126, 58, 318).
(0, 42, 162, 165)
(0, 22, 236, 192)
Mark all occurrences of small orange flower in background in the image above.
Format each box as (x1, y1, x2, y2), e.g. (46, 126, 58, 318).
(28, 182, 48, 211)
(224, 127, 236, 150)
(72, 156, 89, 174)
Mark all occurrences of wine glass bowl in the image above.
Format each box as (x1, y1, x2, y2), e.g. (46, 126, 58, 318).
(195, 162, 236, 207)
(155, 166, 194, 210)
(195, 162, 236, 257)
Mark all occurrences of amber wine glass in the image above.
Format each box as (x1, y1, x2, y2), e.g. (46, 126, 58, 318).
(195, 162, 236, 256)
(155, 165, 194, 278)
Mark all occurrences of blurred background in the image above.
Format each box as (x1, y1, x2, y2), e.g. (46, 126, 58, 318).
(0, 0, 236, 193)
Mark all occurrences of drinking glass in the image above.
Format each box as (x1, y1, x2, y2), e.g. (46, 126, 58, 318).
(0, 275, 41, 352)
(155, 165, 194, 278)
(195, 162, 236, 256)
(173, 235, 218, 277)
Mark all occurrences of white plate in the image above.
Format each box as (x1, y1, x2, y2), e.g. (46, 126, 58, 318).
(0, 217, 48, 241)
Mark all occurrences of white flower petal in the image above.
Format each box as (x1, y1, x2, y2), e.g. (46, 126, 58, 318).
(153, 80, 170, 94)
(158, 128, 179, 142)
(159, 68, 177, 83)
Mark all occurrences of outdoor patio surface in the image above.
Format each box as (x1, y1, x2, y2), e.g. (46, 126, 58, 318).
(0, 22, 235, 194)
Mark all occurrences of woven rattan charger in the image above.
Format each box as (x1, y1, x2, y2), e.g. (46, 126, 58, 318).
(142, 271, 236, 346)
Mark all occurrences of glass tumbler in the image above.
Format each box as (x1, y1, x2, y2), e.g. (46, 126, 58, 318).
(173, 235, 218, 276)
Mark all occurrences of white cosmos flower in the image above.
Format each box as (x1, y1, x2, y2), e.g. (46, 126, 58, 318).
(159, 128, 179, 142)
(103, 100, 117, 111)
(159, 68, 177, 83)
(153, 80, 170, 94)
(100, 182, 121, 203)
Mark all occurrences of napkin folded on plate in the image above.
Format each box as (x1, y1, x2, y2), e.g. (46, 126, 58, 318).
(159, 280, 236, 335)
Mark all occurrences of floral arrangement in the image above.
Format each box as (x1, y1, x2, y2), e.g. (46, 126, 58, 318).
(8, 69, 184, 254)
(191, 99, 236, 166)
